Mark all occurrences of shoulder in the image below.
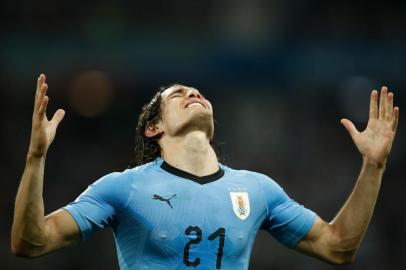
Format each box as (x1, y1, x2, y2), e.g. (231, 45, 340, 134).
(221, 165, 287, 201)
(82, 161, 159, 200)
(72, 161, 159, 211)
(222, 164, 281, 187)
(93, 160, 158, 186)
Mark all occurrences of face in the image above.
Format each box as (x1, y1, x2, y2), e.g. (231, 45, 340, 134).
(149, 84, 214, 139)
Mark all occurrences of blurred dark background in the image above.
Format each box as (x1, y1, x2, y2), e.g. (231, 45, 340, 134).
(1, 0, 405, 269)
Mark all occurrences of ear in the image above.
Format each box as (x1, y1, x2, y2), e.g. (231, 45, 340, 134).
(145, 122, 163, 138)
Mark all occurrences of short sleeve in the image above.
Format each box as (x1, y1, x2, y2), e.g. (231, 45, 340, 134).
(257, 174, 316, 248)
(63, 171, 132, 240)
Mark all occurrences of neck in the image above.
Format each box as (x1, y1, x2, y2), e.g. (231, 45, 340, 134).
(160, 130, 219, 176)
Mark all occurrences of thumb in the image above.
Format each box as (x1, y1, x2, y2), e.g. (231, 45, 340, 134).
(50, 109, 65, 127)
(340, 118, 359, 138)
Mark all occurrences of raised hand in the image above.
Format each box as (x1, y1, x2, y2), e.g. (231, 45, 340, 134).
(28, 74, 65, 157)
(341, 86, 399, 167)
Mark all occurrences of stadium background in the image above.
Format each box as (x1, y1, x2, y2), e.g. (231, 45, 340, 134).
(1, 0, 405, 269)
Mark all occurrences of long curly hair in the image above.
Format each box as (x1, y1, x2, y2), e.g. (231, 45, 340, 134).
(128, 85, 222, 168)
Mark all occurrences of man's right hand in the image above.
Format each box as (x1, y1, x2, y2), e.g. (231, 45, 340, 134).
(29, 74, 65, 157)
(12, 74, 80, 258)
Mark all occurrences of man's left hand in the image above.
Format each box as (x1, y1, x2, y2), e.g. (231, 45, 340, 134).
(341, 86, 399, 167)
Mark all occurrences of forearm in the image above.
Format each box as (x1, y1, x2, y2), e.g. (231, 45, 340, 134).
(12, 154, 48, 251)
(297, 88, 398, 265)
(330, 157, 385, 251)
(11, 74, 69, 257)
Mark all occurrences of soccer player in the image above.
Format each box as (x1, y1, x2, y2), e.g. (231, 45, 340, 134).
(11, 74, 399, 269)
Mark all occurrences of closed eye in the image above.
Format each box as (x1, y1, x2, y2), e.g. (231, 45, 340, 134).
(170, 93, 182, 99)
(168, 88, 185, 99)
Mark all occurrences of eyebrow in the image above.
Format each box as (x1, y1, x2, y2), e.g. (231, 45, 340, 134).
(165, 85, 206, 99)
(167, 87, 185, 98)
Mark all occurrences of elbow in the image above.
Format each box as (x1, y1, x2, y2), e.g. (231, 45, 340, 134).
(11, 244, 35, 258)
(324, 230, 359, 265)
(11, 239, 43, 258)
(326, 251, 356, 265)
(323, 236, 358, 265)
(11, 244, 30, 258)
(11, 249, 31, 258)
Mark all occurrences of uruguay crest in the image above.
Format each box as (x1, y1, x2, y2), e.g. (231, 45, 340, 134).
(229, 192, 250, 220)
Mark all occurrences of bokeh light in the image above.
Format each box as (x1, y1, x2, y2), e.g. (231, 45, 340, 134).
(69, 71, 114, 118)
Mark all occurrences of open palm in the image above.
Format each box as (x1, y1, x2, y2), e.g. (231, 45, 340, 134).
(29, 74, 65, 157)
(341, 87, 399, 166)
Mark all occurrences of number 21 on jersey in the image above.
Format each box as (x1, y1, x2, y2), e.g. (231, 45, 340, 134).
(183, 226, 225, 269)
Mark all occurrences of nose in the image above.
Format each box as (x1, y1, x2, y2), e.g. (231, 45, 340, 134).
(187, 88, 202, 99)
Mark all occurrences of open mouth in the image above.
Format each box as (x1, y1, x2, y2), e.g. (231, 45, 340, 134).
(184, 98, 207, 109)
(186, 102, 205, 108)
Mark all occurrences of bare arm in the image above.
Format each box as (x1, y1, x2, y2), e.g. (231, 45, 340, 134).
(295, 87, 399, 264)
(11, 74, 80, 258)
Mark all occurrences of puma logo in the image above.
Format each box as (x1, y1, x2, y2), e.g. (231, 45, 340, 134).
(152, 194, 176, 209)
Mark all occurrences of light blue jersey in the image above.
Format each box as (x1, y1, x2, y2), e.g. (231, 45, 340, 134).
(64, 158, 316, 270)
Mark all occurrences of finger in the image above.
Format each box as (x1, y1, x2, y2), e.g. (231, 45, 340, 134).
(36, 74, 45, 94)
(34, 74, 46, 105)
(369, 90, 378, 120)
(386, 92, 394, 121)
(38, 96, 49, 116)
(391, 106, 399, 132)
(50, 109, 65, 127)
(341, 118, 359, 138)
(379, 86, 387, 119)
(35, 82, 48, 113)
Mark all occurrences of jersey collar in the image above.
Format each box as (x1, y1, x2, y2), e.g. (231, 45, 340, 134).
(158, 158, 225, 185)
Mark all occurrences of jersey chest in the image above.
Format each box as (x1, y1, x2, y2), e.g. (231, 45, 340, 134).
(114, 176, 267, 269)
